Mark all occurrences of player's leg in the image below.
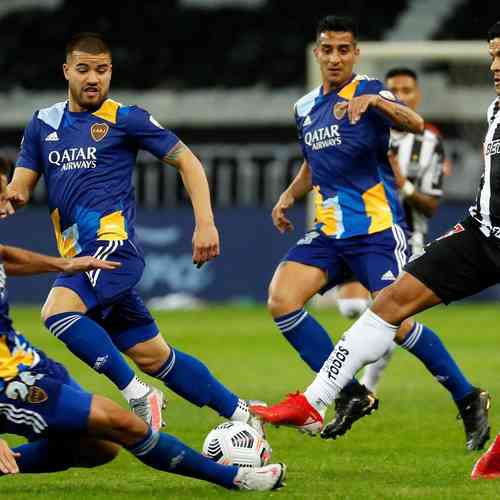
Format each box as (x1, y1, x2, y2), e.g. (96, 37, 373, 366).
(41, 284, 152, 407)
(103, 289, 258, 431)
(317, 220, 492, 448)
(336, 280, 370, 319)
(87, 394, 286, 491)
(268, 259, 335, 372)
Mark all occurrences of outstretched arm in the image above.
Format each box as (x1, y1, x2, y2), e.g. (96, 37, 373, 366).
(272, 160, 312, 233)
(163, 142, 219, 267)
(0, 245, 121, 276)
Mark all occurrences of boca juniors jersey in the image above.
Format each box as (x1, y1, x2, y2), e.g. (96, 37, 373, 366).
(295, 74, 405, 239)
(16, 99, 179, 258)
(0, 263, 41, 385)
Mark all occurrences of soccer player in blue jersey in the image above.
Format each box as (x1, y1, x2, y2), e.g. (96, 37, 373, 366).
(0, 161, 285, 489)
(252, 15, 490, 451)
(4, 33, 262, 433)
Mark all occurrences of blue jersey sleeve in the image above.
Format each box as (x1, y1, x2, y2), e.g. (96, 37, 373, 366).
(15, 113, 42, 172)
(123, 106, 180, 160)
(294, 107, 309, 161)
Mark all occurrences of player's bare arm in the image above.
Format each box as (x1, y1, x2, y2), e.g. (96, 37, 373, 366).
(347, 94, 424, 134)
(0, 167, 40, 218)
(272, 160, 312, 233)
(162, 142, 220, 266)
(387, 149, 439, 217)
(0, 438, 20, 474)
(0, 244, 121, 276)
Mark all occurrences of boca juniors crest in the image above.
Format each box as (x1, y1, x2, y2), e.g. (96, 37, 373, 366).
(91, 123, 109, 142)
(333, 102, 347, 120)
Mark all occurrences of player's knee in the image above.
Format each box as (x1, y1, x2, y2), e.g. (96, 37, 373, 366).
(337, 298, 370, 319)
(126, 339, 171, 375)
(394, 319, 415, 344)
(267, 288, 303, 318)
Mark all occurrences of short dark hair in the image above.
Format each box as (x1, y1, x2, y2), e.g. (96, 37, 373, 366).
(0, 155, 12, 178)
(488, 21, 500, 41)
(65, 32, 111, 59)
(385, 67, 418, 82)
(316, 15, 358, 41)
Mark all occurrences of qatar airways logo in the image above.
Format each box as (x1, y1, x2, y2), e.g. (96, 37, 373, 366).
(48, 147, 97, 171)
(304, 125, 341, 150)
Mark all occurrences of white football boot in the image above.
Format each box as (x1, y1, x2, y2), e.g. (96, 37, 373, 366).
(129, 387, 166, 432)
(233, 463, 287, 491)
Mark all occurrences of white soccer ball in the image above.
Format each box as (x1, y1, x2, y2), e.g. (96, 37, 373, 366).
(202, 421, 272, 467)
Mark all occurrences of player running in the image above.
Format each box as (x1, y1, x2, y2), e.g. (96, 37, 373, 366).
(255, 20, 500, 455)
(253, 15, 489, 450)
(0, 158, 285, 491)
(3, 33, 263, 434)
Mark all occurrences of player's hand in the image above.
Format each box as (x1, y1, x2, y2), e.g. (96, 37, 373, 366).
(61, 256, 122, 274)
(272, 191, 295, 233)
(387, 149, 406, 189)
(347, 95, 379, 125)
(0, 439, 20, 474)
(192, 222, 220, 268)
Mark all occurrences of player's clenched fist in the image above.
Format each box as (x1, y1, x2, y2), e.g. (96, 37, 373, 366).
(192, 222, 220, 268)
(272, 191, 295, 234)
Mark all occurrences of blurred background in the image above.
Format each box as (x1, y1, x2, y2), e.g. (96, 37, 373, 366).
(0, 0, 499, 306)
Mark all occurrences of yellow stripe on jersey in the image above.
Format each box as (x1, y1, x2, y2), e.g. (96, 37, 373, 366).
(98, 211, 128, 240)
(50, 209, 79, 258)
(362, 182, 394, 234)
(92, 99, 121, 124)
(313, 186, 338, 236)
(0, 336, 33, 381)
(338, 80, 360, 101)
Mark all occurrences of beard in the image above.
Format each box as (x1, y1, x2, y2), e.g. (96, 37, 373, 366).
(70, 86, 108, 112)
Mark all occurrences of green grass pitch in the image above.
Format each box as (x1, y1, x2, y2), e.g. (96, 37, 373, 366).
(2, 303, 499, 499)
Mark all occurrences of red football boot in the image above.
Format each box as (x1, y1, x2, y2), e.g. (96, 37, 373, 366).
(250, 392, 324, 435)
(471, 434, 500, 479)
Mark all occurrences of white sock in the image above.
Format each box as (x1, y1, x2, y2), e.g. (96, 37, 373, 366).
(121, 375, 150, 401)
(230, 399, 250, 422)
(360, 341, 397, 392)
(337, 298, 370, 319)
(304, 309, 398, 408)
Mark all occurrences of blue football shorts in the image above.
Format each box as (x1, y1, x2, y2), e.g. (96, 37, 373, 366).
(283, 225, 409, 293)
(0, 360, 92, 442)
(53, 239, 159, 351)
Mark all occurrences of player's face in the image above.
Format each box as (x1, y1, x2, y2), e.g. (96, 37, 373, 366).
(489, 38, 500, 95)
(386, 75, 421, 110)
(314, 31, 359, 90)
(63, 51, 112, 111)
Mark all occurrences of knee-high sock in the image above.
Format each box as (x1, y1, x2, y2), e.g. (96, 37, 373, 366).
(45, 312, 135, 390)
(304, 309, 397, 410)
(401, 322, 474, 401)
(12, 440, 73, 473)
(360, 342, 397, 392)
(127, 428, 238, 489)
(153, 348, 239, 418)
(274, 308, 361, 390)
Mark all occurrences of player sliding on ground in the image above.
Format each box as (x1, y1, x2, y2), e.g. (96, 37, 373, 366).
(2, 33, 265, 435)
(254, 15, 490, 451)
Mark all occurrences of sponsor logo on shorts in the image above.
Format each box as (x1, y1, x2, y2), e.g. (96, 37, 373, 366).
(485, 139, 500, 156)
(381, 270, 396, 281)
(91, 122, 109, 142)
(27, 386, 48, 404)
